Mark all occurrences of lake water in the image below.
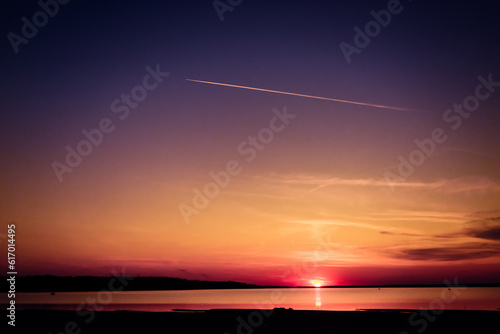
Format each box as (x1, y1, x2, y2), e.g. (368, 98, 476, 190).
(9, 287, 500, 312)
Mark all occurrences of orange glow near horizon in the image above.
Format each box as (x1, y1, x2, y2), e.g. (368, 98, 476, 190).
(6, 163, 500, 286)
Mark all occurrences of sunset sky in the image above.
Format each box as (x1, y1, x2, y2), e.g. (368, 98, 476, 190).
(1, 0, 500, 286)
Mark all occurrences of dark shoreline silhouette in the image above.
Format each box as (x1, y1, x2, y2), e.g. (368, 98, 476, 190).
(2, 275, 499, 292)
(3, 308, 499, 334)
(1, 275, 261, 292)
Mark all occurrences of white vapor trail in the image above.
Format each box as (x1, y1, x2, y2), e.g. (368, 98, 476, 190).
(186, 79, 425, 113)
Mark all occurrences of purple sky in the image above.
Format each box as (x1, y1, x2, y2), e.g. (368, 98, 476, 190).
(1, 0, 500, 286)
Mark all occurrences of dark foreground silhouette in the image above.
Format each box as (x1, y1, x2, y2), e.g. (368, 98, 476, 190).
(4, 308, 498, 334)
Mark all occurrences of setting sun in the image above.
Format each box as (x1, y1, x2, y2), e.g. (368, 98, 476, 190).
(312, 280, 323, 287)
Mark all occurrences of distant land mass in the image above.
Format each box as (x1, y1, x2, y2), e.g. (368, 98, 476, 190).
(3, 276, 263, 293)
(2, 276, 499, 292)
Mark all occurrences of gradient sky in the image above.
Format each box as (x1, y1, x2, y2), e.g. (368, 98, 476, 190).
(1, 0, 500, 286)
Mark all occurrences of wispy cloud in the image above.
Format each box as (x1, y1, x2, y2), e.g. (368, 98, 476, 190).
(466, 210, 500, 218)
(429, 214, 500, 241)
(252, 173, 500, 195)
(287, 219, 388, 232)
(389, 243, 500, 261)
(464, 216, 500, 241)
(382, 212, 500, 262)
(443, 147, 493, 157)
(370, 210, 467, 224)
(380, 231, 422, 237)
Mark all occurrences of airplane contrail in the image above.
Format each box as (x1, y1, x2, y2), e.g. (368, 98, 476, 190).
(186, 78, 424, 113)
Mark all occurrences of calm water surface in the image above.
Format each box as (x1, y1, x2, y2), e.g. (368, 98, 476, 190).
(10, 287, 500, 311)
